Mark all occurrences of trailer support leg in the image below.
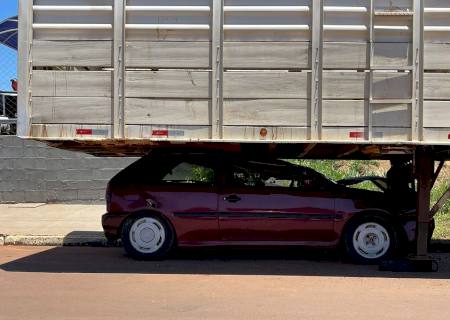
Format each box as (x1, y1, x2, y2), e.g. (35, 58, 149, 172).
(414, 149, 434, 258)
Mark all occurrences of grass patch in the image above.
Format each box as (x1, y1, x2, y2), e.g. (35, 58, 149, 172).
(434, 213, 450, 240)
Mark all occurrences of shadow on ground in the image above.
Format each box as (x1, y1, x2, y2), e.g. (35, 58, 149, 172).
(1, 239, 450, 279)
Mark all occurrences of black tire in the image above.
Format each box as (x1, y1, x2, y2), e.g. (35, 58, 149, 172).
(343, 215, 398, 264)
(121, 213, 175, 260)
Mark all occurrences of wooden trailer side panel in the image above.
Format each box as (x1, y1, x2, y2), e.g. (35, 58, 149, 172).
(18, 0, 450, 144)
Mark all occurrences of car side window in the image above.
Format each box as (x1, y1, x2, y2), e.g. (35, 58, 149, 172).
(229, 162, 325, 191)
(162, 161, 215, 186)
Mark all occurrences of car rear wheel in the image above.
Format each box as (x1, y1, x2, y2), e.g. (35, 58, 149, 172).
(121, 214, 174, 260)
(344, 216, 397, 264)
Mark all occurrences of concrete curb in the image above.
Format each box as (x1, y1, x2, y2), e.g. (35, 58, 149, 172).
(0, 233, 120, 247)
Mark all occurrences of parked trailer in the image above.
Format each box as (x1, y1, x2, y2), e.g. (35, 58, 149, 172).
(17, 0, 450, 146)
(16, 0, 450, 268)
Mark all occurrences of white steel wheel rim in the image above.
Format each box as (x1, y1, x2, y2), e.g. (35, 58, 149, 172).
(352, 222, 390, 260)
(129, 217, 166, 254)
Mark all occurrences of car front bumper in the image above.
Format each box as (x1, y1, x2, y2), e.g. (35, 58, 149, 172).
(102, 212, 129, 241)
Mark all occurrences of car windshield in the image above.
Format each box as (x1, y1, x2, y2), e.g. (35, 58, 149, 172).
(280, 160, 336, 186)
(228, 159, 335, 191)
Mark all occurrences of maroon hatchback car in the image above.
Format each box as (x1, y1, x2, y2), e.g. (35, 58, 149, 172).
(102, 150, 430, 264)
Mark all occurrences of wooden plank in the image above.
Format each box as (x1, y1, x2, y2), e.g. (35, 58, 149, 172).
(323, 72, 368, 99)
(33, 41, 112, 67)
(223, 42, 310, 69)
(34, 29, 113, 41)
(223, 72, 309, 99)
(33, 71, 112, 97)
(30, 124, 112, 139)
(321, 126, 411, 142)
(372, 103, 411, 127)
(371, 127, 411, 142)
(323, 42, 411, 69)
(323, 42, 367, 69)
(423, 128, 450, 143)
(126, 41, 210, 68)
(32, 97, 111, 124)
(373, 42, 411, 68)
(223, 99, 308, 126)
(222, 126, 308, 141)
(322, 100, 366, 126)
(424, 101, 450, 127)
(126, 125, 210, 140)
(126, 71, 210, 98)
(126, 30, 211, 42)
(320, 127, 367, 142)
(372, 72, 412, 99)
(424, 73, 450, 99)
(425, 44, 450, 70)
(125, 99, 210, 125)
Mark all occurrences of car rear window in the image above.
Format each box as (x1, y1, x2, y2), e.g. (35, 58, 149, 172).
(162, 162, 214, 186)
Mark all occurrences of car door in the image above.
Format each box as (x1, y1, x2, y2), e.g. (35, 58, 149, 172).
(141, 154, 220, 245)
(218, 160, 336, 244)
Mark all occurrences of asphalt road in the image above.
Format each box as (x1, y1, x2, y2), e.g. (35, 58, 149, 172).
(1, 246, 450, 320)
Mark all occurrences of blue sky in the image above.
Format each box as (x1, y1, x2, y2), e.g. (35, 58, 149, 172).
(0, 0, 18, 91)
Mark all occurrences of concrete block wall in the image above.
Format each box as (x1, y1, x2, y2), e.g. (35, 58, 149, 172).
(0, 136, 138, 203)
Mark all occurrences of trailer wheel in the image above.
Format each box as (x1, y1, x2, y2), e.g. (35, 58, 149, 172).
(121, 213, 174, 260)
(344, 215, 397, 264)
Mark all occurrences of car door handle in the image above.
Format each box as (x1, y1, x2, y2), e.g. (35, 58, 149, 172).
(224, 195, 241, 203)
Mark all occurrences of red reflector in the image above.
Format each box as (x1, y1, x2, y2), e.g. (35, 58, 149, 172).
(349, 131, 364, 138)
(448, 134, 450, 139)
(76, 129, 93, 135)
(152, 130, 169, 136)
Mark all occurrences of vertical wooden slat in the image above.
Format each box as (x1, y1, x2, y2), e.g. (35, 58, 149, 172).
(368, 0, 374, 141)
(113, 0, 125, 138)
(310, 0, 323, 141)
(412, 0, 424, 141)
(17, 0, 33, 137)
(211, 0, 224, 139)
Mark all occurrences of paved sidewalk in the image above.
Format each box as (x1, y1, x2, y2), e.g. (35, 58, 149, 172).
(0, 204, 110, 246)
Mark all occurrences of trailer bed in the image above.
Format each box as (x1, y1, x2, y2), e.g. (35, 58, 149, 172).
(18, 0, 450, 146)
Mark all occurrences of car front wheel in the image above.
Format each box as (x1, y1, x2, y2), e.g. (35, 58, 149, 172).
(344, 216, 397, 264)
(121, 214, 174, 260)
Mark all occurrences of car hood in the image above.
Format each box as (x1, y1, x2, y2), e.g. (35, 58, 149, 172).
(338, 176, 388, 192)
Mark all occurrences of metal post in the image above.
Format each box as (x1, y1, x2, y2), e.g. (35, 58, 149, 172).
(17, 0, 33, 138)
(412, 0, 424, 141)
(310, 0, 323, 141)
(415, 148, 433, 257)
(113, 0, 126, 139)
(2, 95, 5, 116)
(211, 0, 224, 140)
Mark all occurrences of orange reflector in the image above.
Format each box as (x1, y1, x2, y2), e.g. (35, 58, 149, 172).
(260, 128, 268, 138)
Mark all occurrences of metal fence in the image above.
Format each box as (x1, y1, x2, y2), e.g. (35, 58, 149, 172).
(0, 44, 17, 135)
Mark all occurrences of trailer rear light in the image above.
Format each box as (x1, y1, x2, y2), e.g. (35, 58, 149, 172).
(448, 134, 450, 139)
(349, 131, 364, 138)
(152, 130, 169, 137)
(76, 129, 93, 135)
